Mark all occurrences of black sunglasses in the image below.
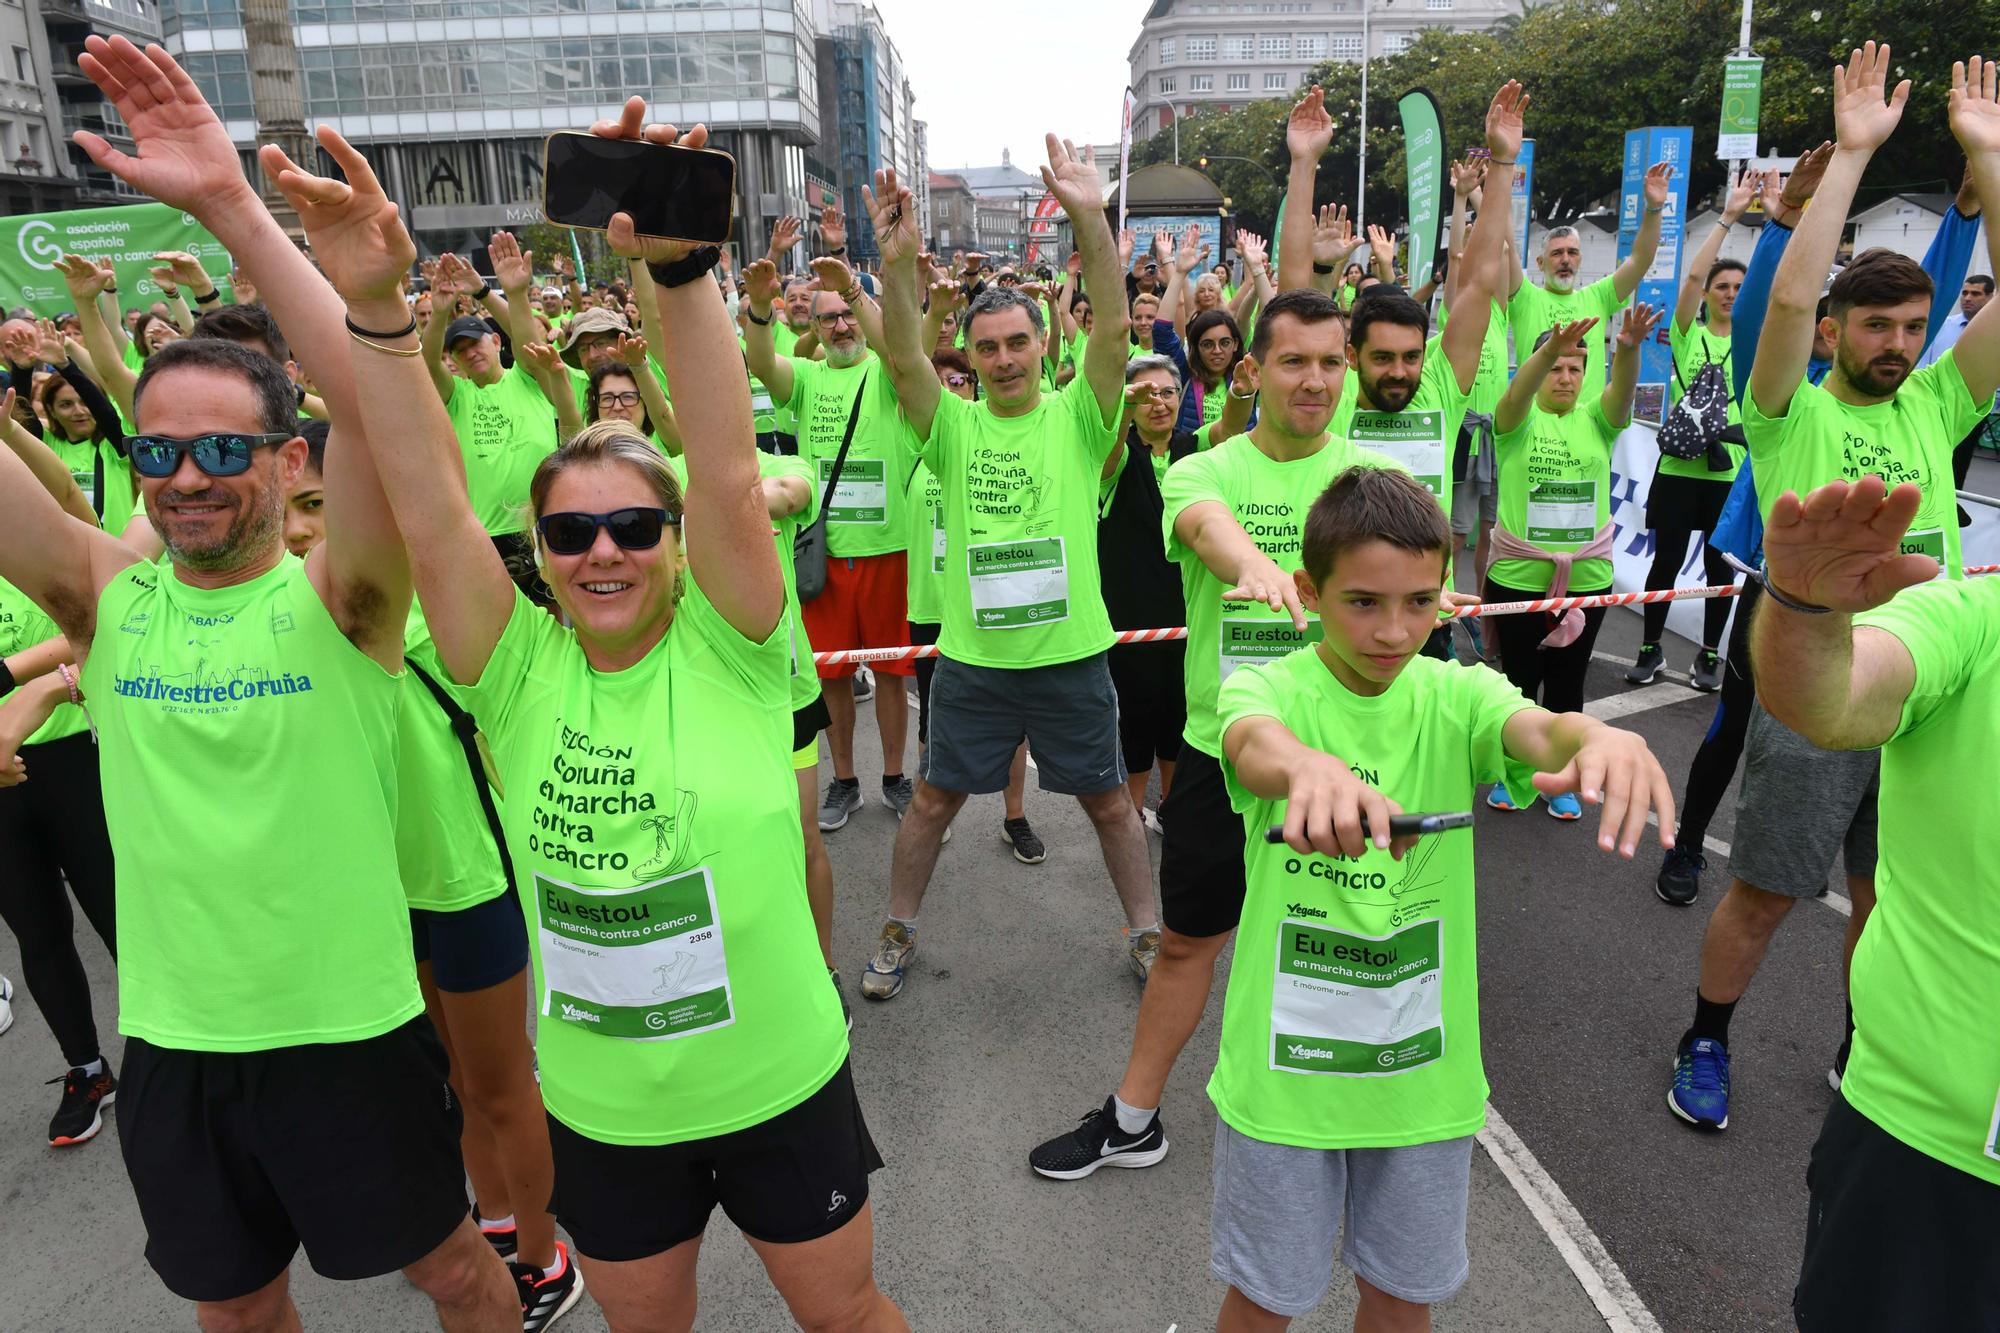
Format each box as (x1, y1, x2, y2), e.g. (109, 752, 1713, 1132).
(127, 432, 295, 478)
(535, 507, 676, 556)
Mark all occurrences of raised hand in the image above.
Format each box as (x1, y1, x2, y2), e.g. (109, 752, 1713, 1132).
(1616, 301, 1662, 348)
(1949, 55, 2000, 156)
(487, 230, 533, 292)
(153, 249, 210, 290)
(1720, 169, 1753, 224)
(1066, 250, 1083, 279)
(1176, 223, 1205, 274)
(1832, 41, 1910, 153)
(1955, 161, 1982, 218)
(819, 202, 847, 253)
(549, 252, 573, 281)
(859, 166, 920, 265)
(613, 332, 647, 367)
(741, 257, 782, 310)
(808, 254, 856, 296)
(516, 340, 563, 380)
(1237, 229, 1268, 273)
(1366, 223, 1395, 268)
(1150, 229, 1172, 267)
(1544, 316, 1600, 358)
(1450, 157, 1486, 201)
(1642, 161, 1673, 208)
(1039, 135, 1104, 220)
(1228, 350, 1256, 398)
(961, 251, 987, 277)
(768, 214, 802, 256)
(71, 35, 251, 215)
(1485, 79, 1528, 160)
(35, 318, 66, 365)
(927, 280, 967, 316)
(1117, 228, 1136, 268)
(436, 251, 480, 297)
(588, 96, 711, 263)
(1763, 476, 1938, 612)
(1310, 205, 1351, 263)
(1780, 141, 1833, 210)
(1286, 85, 1334, 164)
(147, 263, 181, 293)
(262, 126, 415, 306)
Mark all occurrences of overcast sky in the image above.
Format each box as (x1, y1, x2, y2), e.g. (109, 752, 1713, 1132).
(865, 0, 1136, 169)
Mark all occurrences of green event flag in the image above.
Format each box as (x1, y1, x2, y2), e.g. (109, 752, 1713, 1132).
(1717, 56, 1763, 159)
(0, 202, 231, 317)
(1397, 89, 1446, 287)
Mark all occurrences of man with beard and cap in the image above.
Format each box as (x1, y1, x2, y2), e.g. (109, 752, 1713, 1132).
(740, 253, 917, 835)
(1662, 42, 2000, 1136)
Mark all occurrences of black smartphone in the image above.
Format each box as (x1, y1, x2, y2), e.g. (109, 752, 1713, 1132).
(1262, 811, 1473, 844)
(542, 132, 736, 245)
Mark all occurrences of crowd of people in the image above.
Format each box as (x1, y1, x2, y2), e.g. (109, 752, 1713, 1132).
(0, 30, 1994, 1333)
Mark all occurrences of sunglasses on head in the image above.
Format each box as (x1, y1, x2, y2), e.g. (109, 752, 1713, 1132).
(127, 432, 295, 479)
(535, 507, 676, 556)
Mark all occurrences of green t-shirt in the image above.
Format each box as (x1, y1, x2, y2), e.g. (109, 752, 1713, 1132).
(459, 578, 846, 1145)
(1162, 431, 1400, 759)
(1660, 319, 1743, 482)
(919, 378, 1122, 668)
(0, 577, 89, 745)
(1331, 334, 1475, 501)
(1507, 274, 1621, 392)
(1438, 298, 1511, 418)
(45, 434, 138, 534)
(668, 451, 821, 712)
(121, 339, 144, 373)
(446, 363, 558, 536)
(787, 354, 912, 560)
(1491, 399, 1618, 594)
(398, 602, 509, 913)
(82, 556, 419, 1051)
(904, 456, 946, 626)
(1212, 645, 1536, 1148)
(1744, 352, 1983, 580)
(746, 321, 799, 437)
(1846, 575, 2000, 1184)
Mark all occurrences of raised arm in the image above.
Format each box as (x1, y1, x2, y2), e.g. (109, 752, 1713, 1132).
(921, 279, 966, 355)
(1750, 42, 1909, 419)
(739, 258, 797, 406)
(1496, 316, 1598, 435)
(1676, 172, 1751, 334)
(1602, 302, 1659, 430)
(1439, 82, 1523, 394)
(764, 214, 803, 271)
(0, 427, 134, 652)
(418, 270, 455, 403)
(1943, 54, 2000, 403)
(515, 339, 584, 442)
(1168, 225, 1206, 341)
(1365, 225, 1397, 285)
(487, 230, 544, 359)
(1278, 86, 1334, 293)
(1, 390, 95, 524)
(1236, 230, 1275, 323)
(58, 255, 137, 420)
(149, 267, 196, 333)
(864, 166, 943, 439)
(1611, 161, 1672, 301)
(1443, 157, 1483, 310)
(1046, 137, 1129, 427)
(618, 332, 679, 454)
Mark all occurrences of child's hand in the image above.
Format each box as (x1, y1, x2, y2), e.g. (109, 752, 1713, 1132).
(1281, 752, 1416, 862)
(1533, 725, 1676, 858)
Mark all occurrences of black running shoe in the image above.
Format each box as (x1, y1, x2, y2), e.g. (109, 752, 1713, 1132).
(1002, 816, 1047, 865)
(1029, 1096, 1169, 1180)
(1691, 649, 1724, 692)
(47, 1065, 116, 1147)
(1655, 846, 1705, 906)
(474, 1210, 518, 1262)
(513, 1241, 584, 1332)
(1625, 643, 1665, 684)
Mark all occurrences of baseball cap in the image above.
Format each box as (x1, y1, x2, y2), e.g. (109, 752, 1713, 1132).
(557, 307, 632, 369)
(443, 315, 495, 348)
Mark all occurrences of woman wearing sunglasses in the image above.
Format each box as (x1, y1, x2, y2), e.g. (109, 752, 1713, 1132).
(279, 103, 902, 1331)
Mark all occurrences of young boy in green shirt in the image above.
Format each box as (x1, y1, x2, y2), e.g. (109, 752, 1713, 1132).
(1211, 466, 1676, 1329)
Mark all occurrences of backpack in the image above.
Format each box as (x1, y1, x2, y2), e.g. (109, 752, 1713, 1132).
(1658, 354, 1731, 463)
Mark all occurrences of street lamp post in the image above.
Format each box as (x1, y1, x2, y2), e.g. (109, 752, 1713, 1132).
(1198, 153, 1284, 187)
(1165, 99, 1185, 165)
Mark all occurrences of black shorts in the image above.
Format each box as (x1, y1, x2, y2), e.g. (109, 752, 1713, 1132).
(1644, 470, 1731, 532)
(1106, 638, 1186, 774)
(411, 888, 529, 993)
(547, 1059, 883, 1262)
(1158, 745, 1249, 938)
(1794, 1093, 2000, 1331)
(792, 693, 831, 752)
(119, 1018, 469, 1302)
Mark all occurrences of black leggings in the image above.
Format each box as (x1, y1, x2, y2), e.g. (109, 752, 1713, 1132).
(0, 731, 117, 1067)
(1641, 529, 1735, 648)
(910, 621, 940, 747)
(1675, 582, 1761, 848)
(1483, 577, 1607, 716)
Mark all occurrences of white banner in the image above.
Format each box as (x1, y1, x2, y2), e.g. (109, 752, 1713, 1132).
(1118, 87, 1137, 235)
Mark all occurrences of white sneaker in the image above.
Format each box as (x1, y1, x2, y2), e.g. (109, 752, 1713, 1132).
(1141, 806, 1164, 836)
(0, 974, 13, 1037)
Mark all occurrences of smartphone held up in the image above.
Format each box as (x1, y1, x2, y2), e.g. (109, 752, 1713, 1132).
(541, 131, 736, 245)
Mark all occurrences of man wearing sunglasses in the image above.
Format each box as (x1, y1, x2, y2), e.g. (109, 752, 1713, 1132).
(742, 255, 918, 836)
(26, 34, 521, 1330)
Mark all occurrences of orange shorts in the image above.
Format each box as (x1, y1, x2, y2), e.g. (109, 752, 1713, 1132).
(803, 551, 913, 679)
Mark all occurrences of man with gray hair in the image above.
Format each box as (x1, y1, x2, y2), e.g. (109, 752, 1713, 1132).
(742, 255, 917, 833)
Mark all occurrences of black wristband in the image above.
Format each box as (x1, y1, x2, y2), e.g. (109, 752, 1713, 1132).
(1312, 262, 1335, 275)
(647, 245, 723, 290)
(744, 304, 772, 326)
(0, 658, 14, 699)
(1757, 564, 1833, 615)
(472, 282, 492, 300)
(192, 286, 221, 305)
(829, 245, 848, 256)
(344, 313, 419, 340)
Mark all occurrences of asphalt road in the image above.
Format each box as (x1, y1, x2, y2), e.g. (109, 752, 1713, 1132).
(0, 581, 1895, 1331)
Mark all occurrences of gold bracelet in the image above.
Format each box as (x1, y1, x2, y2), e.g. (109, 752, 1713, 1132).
(346, 328, 422, 358)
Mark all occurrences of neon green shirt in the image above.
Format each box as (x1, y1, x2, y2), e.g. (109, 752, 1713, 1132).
(1331, 334, 1475, 501)
(459, 580, 846, 1145)
(746, 321, 800, 437)
(920, 379, 1122, 668)
(1661, 319, 1743, 482)
(1491, 399, 1618, 593)
(1162, 431, 1400, 759)
(1506, 275, 1621, 391)
(446, 363, 558, 536)
(399, 602, 509, 912)
(904, 456, 946, 625)
(1212, 646, 1536, 1147)
(0, 577, 89, 745)
(83, 557, 419, 1051)
(45, 434, 138, 534)
(1846, 575, 2000, 1183)
(787, 354, 913, 560)
(1744, 352, 1983, 580)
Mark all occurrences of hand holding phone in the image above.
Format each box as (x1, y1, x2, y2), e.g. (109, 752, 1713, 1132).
(545, 101, 735, 253)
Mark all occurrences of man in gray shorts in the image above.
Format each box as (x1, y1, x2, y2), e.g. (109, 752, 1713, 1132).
(854, 146, 1160, 1000)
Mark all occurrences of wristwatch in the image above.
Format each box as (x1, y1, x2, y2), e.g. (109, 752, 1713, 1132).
(647, 246, 723, 290)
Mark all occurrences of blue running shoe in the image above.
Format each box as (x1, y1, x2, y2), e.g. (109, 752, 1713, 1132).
(1668, 1037, 1731, 1129)
(1547, 791, 1583, 820)
(1486, 785, 1528, 812)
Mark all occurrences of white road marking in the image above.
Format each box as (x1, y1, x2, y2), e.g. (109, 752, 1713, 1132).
(1584, 682, 1701, 722)
(1590, 649, 1696, 687)
(1644, 815, 1853, 917)
(1478, 1101, 1665, 1333)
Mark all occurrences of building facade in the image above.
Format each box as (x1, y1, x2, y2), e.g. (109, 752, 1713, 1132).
(812, 0, 923, 264)
(935, 151, 1042, 262)
(2, 0, 161, 213)
(1128, 0, 1521, 142)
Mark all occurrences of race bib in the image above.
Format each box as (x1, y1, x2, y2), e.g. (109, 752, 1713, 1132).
(817, 457, 888, 525)
(1219, 604, 1323, 684)
(1350, 409, 1447, 498)
(1525, 479, 1597, 544)
(1900, 526, 1946, 573)
(535, 869, 734, 1041)
(968, 537, 1069, 629)
(1270, 916, 1444, 1076)
(72, 467, 96, 510)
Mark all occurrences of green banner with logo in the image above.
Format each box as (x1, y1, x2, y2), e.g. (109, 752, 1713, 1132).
(1717, 56, 1763, 159)
(1397, 89, 1446, 288)
(0, 202, 231, 317)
